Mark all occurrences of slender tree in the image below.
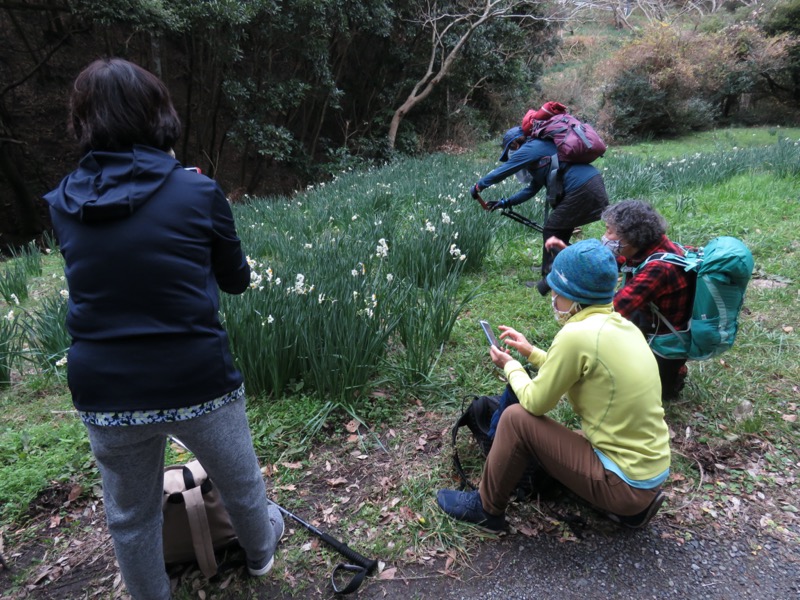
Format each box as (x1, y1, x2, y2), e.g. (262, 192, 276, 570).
(387, 0, 571, 148)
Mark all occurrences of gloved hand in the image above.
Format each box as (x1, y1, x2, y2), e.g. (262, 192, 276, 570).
(488, 198, 508, 212)
(470, 183, 482, 200)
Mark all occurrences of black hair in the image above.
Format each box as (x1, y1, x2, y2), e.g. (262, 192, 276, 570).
(69, 58, 181, 154)
(601, 199, 667, 250)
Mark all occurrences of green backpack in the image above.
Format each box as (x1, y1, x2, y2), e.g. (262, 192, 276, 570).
(634, 236, 754, 361)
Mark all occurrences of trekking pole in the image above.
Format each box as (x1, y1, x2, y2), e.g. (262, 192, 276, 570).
(498, 208, 545, 233)
(268, 500, 378, 595)
(472, 191, 546, 233)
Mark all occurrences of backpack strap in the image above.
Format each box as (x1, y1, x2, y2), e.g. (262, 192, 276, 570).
(629, 252, 696, 348)
(451, 398, 478, 491)
(545, 154, 563, 207)
(649, 301, 689, 341)
(181, 463, 219, 578)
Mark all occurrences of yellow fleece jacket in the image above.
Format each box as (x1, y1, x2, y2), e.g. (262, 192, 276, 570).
(503, 304, 671, 481)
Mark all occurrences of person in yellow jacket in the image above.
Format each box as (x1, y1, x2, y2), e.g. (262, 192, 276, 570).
(437, 239, 670, 531)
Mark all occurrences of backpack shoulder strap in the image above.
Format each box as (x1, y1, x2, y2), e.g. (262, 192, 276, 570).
(634, 251, 697, 273)
(181, 463, 219, 578)
(629, 250, 698, 337)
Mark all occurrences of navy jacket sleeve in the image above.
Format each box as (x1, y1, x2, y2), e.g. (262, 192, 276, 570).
(210, 185, 250, 294)
(477, 139, 555, 207)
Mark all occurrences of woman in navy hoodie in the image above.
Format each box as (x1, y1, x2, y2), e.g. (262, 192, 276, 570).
(44, 58, 282, 599)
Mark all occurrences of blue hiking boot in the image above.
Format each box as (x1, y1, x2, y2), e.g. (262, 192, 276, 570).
(436, 489, 506, 532)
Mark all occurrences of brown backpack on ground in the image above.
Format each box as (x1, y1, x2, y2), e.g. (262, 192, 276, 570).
(162, 460, 237, 577)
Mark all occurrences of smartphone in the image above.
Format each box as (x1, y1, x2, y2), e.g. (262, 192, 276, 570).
(479, 320, 500, 348)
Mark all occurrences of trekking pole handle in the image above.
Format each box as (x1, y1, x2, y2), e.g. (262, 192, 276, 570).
(314, 529, 378, 574)
(473, 191, 490, 210)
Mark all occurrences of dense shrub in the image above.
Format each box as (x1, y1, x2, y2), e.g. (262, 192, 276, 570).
(597, 24, 793, 141)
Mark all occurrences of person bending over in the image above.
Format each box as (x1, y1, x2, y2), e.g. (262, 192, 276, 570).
(437, 239, 670, 531)
(469, 104, 608, 295)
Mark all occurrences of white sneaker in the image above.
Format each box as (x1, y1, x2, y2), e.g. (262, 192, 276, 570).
(247, 556, 274, 577)
(246, 504, 285, 577)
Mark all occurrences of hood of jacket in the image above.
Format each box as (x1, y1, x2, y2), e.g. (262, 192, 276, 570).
(44, 145, 179, 223)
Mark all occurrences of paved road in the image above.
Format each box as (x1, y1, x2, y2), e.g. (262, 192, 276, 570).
(357, 522, 800, 600)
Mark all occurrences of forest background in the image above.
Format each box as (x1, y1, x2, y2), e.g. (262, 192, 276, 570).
(1, 0, 799, 251)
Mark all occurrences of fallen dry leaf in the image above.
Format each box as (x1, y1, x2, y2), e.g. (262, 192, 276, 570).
(68, 485, 82, 502)
(782, 326, 793, 333)
(781, 414, 797, 422)
(219, 574, 234, 590)
(345, 419, 359, 433)
(378, 567, 397, 580)
(517, 524, 538, 537)
(326, 477, 348, 487)
(281, 462, 303, 470)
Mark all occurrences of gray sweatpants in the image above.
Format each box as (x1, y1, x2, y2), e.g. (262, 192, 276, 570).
(85, 397, 276, 600)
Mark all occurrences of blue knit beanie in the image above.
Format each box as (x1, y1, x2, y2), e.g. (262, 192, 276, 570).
(546, 239, 618, 305)
(499, 126, 525, 162)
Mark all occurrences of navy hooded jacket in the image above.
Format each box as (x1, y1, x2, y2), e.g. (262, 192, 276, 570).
(43, 145, 249, 413)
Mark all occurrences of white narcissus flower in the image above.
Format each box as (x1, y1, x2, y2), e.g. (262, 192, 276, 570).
(59, 289, 69, 299)
(294, 274, 306, 294)
(56, 356, 68, 367)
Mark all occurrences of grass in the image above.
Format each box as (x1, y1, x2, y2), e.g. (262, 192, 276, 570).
(0, 126, 798, 597)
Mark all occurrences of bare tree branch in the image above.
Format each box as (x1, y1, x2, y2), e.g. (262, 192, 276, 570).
(388, 0, 576, 148)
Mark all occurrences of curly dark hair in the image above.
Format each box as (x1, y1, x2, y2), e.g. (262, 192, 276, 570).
(601, 199, 667, 250)
(69, 58, 181, 154)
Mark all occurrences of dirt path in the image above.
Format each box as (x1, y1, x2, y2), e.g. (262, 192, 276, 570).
(3, 489, 798, 600)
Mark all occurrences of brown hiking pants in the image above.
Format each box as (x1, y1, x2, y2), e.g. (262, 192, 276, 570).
(479, 404, 659, 517)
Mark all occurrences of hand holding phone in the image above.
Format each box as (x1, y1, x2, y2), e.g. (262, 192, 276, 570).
(479, 320, 500, 348)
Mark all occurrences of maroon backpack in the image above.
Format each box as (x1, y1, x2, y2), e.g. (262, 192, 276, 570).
(528, 113, 607, 165)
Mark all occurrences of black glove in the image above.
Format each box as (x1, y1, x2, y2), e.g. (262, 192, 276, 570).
(470, 183, 482, 200)
(488, 198, 508, 212)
